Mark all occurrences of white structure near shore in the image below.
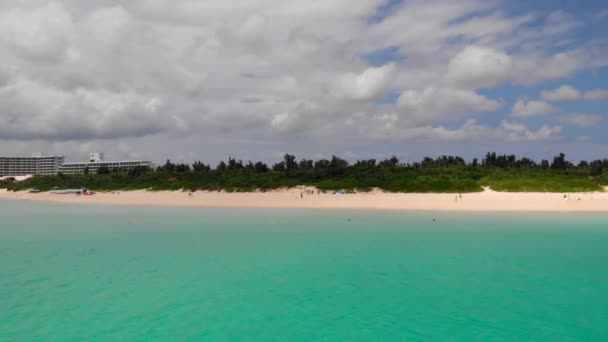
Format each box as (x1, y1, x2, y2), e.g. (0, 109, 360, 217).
(0, 153, 65, 176)
(59, 159, 154, 175)
(0, 152, 152, 176)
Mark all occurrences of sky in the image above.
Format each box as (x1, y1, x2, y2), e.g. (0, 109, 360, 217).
(0, 0, 607, 164)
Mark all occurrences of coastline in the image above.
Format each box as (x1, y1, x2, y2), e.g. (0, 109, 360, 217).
(2, 187, 608, 212)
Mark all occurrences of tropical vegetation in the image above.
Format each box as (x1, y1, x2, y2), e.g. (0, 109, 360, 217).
(1, 152, 607, 193)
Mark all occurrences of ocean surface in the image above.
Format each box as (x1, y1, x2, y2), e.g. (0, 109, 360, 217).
(2, 199, 608, 341)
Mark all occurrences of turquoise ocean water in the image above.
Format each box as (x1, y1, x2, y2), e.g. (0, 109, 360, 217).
(2, 199, 608, 341)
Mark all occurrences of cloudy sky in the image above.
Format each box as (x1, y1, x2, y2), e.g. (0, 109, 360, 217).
(0, 0, 607, 164)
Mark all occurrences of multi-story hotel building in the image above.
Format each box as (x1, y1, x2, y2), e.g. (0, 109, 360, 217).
(0, 153, 65, 176)
(58, 153, 154, 175)
(0, 152, 153, 176)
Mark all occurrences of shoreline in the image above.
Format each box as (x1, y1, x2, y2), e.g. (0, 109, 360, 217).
(2, 188, 608, 212)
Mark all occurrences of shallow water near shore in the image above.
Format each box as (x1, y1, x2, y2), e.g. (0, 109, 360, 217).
(2, 199, 608, 341)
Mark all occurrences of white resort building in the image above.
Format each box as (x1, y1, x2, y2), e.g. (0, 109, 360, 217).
(0, 152, 153, 177)
(0, 153, 65, 176)
(59, 153, 154, 175)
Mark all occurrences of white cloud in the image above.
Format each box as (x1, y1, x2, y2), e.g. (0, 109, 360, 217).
(512, 51, 582, 85)
(0, 2, 74, 62)
(512, 99, 556, 117)
(0, 64, 16, 87)
(397, 87, 501, 124)
(332, 63, 395, 101)
(268, 103, 319, 135)
(541, 85, 581, 101)
(422, 120, 495, 141)
(556, 113, 602, 127)
(363, 118, 496, 142)
(0, 77, 166, 140)
(366, 118, 563, 143)
(80, 6, 134, 50)
(543, 10, 582, 36)
(501, 121, 562, 142)
(445, 45, 512, 89)
(583, 89, 608, 101)
(0, 0, 604, 160)
(539, 86, 608, 102)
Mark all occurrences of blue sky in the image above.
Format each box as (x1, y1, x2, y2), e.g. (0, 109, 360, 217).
(0, 0, 606, 163)
(362, 0, 608, 155)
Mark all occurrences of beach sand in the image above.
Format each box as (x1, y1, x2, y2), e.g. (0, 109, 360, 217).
(1, 187, 608, 212)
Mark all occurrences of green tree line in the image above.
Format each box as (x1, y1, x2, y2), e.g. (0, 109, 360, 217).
(2, 152, 607, 193)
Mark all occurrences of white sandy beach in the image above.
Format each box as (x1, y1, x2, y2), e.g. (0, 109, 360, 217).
(1, 187, 608, 212)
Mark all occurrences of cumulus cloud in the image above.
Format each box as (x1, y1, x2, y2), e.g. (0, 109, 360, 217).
(397, 87, 501, 124)
(539, 85, 608, 102)
(583, 89, 608, 101)
(512, 52, 582, 85)
(0, 0, 604, 160)
(512, 99, 556, 117)
(368, 118, 563, 143)
(445, 46, 512, 89)
(362, 117, 496, 142)
(0, 64, 15, 87)
(332, 63, 395, 101)
(79, 6, 135, 51)
(541, 85, 582, 101)
(0, 77, 166, 140)
(0, 2, 74, 62)
(269, 102, 321, 135)
(556, 113, 602, 127)
(501, 121, 562, 142)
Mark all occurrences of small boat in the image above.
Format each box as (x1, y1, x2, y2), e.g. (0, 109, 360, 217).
(50, 188, 85, 195)
(28, 188, 41, 193)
